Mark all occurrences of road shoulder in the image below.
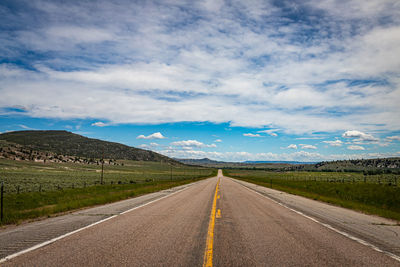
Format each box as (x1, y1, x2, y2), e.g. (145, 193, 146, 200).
(229, 177, 400, 260)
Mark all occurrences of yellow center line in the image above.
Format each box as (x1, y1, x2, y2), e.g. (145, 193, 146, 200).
(216, 209, 221, 218)
(203, 178, 220, 267)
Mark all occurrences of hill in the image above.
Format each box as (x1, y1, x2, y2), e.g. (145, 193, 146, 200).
(244, 160, 318, 164)
(175, 157, 400, 174)
(0, 130, 176, 163)
(175, 158, 224, 166)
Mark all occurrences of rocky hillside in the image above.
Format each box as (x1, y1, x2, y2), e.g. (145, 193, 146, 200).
(0, 130, 177, 164)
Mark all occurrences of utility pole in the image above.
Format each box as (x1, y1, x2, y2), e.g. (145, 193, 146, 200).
(101, 147, 104, 185)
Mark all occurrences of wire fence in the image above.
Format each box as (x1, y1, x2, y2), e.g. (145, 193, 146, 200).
(0, 169, 215, 194)
(273, 174, 399, 186)
(225, 170, 399, 187)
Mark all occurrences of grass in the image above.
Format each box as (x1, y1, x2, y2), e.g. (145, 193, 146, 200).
(0, 159, 215, 193)
(1, 178, 215, 226)
(0, 159, 217, 225)
(224, 169, 400, 222)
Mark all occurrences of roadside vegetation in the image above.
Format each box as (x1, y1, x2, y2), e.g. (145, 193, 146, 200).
(224, 169, 400, 221)
(0, 159, 216, 225)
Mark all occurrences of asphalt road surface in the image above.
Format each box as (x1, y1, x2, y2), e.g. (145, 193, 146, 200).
(2, 170, 400, 266)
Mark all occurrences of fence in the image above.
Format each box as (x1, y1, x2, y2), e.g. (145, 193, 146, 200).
(273, 174, 399, 186)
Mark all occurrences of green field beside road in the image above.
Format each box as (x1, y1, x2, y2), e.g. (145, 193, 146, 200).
(0, 159, 213, 193)
(224, 169, 400, 221)
(0, 159, 216, 225)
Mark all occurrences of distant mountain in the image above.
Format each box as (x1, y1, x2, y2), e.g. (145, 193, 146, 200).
(175, 157, 400, 173)
(0, 130, 177, 163)
(244, 161, 319, 164)
(174, 158, 224, 165)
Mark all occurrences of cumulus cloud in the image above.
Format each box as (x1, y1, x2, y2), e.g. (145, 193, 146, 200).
(287, 144, 298, 149)
(91, 122, 107, 127)
(342, 130, 378, 142)
(214, 139, 222, 142)
(243, 133, 262, 138)
(137, 132, 166, 139)
(171, 140, 216, 148)
(1, 0, 399, 136)
(299, 144, 317, 149)
(347, 145, 365, 150)
(322, 140, 343, 147)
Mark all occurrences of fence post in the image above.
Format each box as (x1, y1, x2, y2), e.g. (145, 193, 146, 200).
(1, 181, 4, 222)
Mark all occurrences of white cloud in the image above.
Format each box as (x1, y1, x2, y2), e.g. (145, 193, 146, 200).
(299, 144, 317, 149)
(386, 136, 400, 141)
(1, 0, 400, 137)
(158, 148, 400, 163)
(322, 140, 343, 147)
(257, 129, 279, 137)
(347, 145, 365, 150)
(91, 122, 107, 127)
(137, 132, 166, 139)
(243, 133, 262, 138)
(287, 144, 297, 149)
(170, 140, 216, 148)
(214, 139, 222, 142)
(18, 124, 35, 130)
(342, 130, 379, 142)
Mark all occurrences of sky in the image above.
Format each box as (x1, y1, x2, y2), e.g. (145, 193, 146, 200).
(1, 0, 400, 162)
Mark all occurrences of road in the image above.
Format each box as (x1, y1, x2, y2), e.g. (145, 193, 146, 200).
(1, 170, 400, 266)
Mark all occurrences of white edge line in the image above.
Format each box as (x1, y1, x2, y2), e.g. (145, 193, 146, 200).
(231, 178, 400, 263)
(0, 184, 193, 264)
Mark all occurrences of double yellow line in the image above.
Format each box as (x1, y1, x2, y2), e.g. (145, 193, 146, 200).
(203, 178, 220, 267)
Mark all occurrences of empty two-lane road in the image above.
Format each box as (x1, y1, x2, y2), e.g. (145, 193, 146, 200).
(2, 170, 400, 266)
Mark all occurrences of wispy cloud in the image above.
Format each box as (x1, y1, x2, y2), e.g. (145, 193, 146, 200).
(386, 136, 400, 141)
(91, 122, 108, 127)
(287, 144, 298, 149)
(243, 133, 262, 138)
(171, 140, 216, 148)
(18, 124, 35, 130)
(347, 145, 365, 150)
(257, 129, 278, 137)
(323, 140, 343, 147)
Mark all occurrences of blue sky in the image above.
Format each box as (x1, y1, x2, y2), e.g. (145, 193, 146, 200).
(1, 0, 400, 162)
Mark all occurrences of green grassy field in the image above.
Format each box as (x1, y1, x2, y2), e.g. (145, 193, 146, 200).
(0, 159, 216, 225)
(0, 159, 214, 193)
(1, 178, 214, 226)
(224, 169, 400, 221)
